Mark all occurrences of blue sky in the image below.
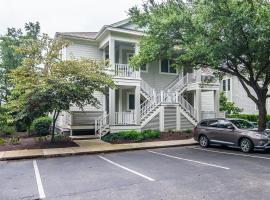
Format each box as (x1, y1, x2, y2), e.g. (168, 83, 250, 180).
(0, 0, 143, 36)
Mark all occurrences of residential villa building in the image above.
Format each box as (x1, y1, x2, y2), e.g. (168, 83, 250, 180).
(221, 76, 270, 115)
(55, 19, 223, 137)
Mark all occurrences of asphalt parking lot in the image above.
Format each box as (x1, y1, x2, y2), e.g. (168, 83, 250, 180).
(1, 145, 270, 200)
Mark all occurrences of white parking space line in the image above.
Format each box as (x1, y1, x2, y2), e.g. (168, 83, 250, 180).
(187, 147, 270, 160)
(148, 150, 230, 170)
(33, 160, 46, 199)
(98, 155, 155, 182)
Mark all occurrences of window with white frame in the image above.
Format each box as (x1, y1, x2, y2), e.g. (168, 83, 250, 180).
(160, 59, 177, 74)
(222, 79, 231, 91)
(140, 64, 148, 72)
(127, 93, 135, 110)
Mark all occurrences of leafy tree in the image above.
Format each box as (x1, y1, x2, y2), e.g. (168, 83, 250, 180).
(0, 22, 40, 105)
(220, 91, 242, 115)
(9, 34, 114, 142)
(129, 0, 270, 131)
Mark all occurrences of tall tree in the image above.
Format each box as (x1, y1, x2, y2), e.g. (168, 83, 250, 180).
(0, 22, 40, 105)
(9, 34, 114, 142)
(129, 0, 270, 131)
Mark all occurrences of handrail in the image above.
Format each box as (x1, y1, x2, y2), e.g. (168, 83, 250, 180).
(141, 79, 155, 98)
(95, 113, 110, 137)
(114, 112, 136, 125)
(140, 90, 197, 122)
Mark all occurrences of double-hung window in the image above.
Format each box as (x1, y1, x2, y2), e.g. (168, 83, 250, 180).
(160, 59, 177, 74)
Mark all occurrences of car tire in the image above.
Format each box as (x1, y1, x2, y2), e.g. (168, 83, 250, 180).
(199, 135, 209, 148)
(240, 138, 253, 153)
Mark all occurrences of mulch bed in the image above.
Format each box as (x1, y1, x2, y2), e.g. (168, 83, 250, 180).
(109, 131, 193, 144)
(0, 132, 78, 151)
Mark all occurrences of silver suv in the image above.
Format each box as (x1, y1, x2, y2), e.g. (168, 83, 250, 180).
(193, 118, 270, 152)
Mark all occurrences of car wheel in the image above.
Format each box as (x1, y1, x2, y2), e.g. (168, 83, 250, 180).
(240, 138, 253, 153)
(199, 135, 209, 148)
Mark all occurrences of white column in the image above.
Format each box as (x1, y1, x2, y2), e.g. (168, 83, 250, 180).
(195, 89, 202, 121)
(176, 106, 181, 131)
(109, 88, 115, 124)
(109, 38, 115, 69)
(214, 90, 220, 117)
(159, 106, 165, 132)
(135, 85, 141, 125)
(119, 88, 122, 113)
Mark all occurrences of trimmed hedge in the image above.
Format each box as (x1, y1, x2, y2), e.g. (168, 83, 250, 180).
(31, 116, 52, 136)
(227, 114, 270, 122)
(102, 130, 160, 143)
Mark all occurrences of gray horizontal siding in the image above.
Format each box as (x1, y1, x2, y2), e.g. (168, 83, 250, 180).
(180, 114, 194, 130)
(142, 113, 160, 131)
(141, 61, 179, 92)
(164, 107, 176, 131)
(201, 91, 214, 111)
(66, 42, 102, 60)
(72, 112, 103, 126)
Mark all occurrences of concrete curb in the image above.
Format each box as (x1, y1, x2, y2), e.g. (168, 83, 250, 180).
(0, 141, 198, 161)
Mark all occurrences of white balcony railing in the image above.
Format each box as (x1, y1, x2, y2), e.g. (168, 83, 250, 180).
(114, 112, 137, 125)
(114, 64, 140, 78)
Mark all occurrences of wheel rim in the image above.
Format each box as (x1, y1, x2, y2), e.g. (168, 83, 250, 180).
(200, 136, 207, 147)
(241, 140, 250, 152)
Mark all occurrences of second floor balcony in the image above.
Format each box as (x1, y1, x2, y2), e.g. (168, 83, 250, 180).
(111, 63, 140, 79)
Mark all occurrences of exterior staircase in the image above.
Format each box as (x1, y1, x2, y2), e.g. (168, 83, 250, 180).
(95, 76, 198, 138)
(165, 73, 196, 94)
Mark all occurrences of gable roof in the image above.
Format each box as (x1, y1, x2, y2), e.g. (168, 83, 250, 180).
(55, 18, 143, 41)
(55, 32, 98, 40)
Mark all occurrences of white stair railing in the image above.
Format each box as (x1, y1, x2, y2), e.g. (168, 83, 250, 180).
(166, 73, 196, 93)
(140, 90, 197, 123)
(141, 79, 155, 98)
(95, 113, 110, 137)
(114, 112, 136, 125)
(178, 95, 197, 119)
(114, 64, 140, 78)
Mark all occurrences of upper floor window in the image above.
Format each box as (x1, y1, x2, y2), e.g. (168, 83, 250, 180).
(222, 79, 231, 91)
(227, 79, 231, 91)
(160, 59, 177, 74)
(140, 64, 148, 72)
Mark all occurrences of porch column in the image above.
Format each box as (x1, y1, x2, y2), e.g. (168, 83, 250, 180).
(109, 88, 115, 124)
(176, 106, 181, 131)
(109, 38, 115, 69)
(119, 88, 122, 113)
(159, 106, 165, 132)
(214, 90, 220, 117)
(135, 85, 141, 125)
(195, 89, 202, 121)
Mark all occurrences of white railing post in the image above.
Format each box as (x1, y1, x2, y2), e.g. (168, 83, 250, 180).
(161, 90, 164, 102)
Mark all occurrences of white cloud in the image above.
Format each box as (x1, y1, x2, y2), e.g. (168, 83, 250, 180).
(0, 0, 143, 36)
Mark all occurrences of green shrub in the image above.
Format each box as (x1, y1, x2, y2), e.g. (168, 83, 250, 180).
(31, 116, 52, 136)
(227, 114, 270, 123)
(0, 125, 16, 136)
(15, 121, 27, 132)
(184, 129, 193, 134)
(0, 138, 5, 145)
(118, 130, 144, 141)
(142, 130, 160, 139)
(102, 130, 160, 143)
(9, 137, 20, 145)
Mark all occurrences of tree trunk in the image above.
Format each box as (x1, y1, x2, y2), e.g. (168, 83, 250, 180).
(51, 110, 60, 143)
(257, 97, 267, 131)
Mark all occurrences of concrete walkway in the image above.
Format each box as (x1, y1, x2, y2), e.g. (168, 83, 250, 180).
(0, 139, 198, 161)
